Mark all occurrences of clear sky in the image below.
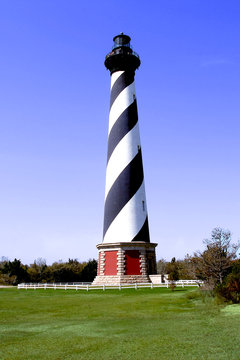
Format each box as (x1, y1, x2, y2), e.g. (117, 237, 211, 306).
(1, 1, 239, 264)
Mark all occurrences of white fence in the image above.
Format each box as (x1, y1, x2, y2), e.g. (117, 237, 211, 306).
(18, 280, 202, 291)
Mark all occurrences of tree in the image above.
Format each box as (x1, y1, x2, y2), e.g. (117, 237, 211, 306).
(1, 259, 29, 284)
(157, 258, 167, 282)
(195, 227, 239, 288)
(80, 259, 97, 282)
(166, 257, 179, 290)
(177, 255, 198, 280)
(27, 258, 47, 283)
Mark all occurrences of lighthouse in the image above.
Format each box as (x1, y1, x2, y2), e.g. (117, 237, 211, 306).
(93, 34, 157, 285)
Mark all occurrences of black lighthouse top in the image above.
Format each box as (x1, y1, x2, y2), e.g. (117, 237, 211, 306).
(104, 33, 141, 74)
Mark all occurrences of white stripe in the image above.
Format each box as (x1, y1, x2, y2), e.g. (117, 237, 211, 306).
(108, 82, 135, 135)
(103, 181, 148, 243)
(105, 124, 141, 199)
(110, 71, 124, 90)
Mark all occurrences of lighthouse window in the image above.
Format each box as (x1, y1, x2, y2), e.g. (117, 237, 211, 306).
(142, 200, 145, 211)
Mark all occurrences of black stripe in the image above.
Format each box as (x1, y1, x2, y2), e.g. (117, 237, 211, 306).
(131, 216, 150, 243)
(107, 100, 138, 163)
(110, 71, 134, 109)
(103, 150, 144, 237)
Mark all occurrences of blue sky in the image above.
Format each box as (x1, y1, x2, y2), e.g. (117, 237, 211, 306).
(1, 1, 239, 264)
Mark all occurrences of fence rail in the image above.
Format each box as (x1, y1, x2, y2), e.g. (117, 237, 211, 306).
(18, 280, 203, 291)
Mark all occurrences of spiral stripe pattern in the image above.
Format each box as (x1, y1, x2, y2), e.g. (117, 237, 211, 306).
(103, 70, 150, 244)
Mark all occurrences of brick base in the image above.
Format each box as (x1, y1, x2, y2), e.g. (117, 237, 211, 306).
(92, 275, 151, 285)
(92, 241, 157, 285)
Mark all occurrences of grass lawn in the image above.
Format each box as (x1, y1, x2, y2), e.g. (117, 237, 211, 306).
(0, 287, 239, 360)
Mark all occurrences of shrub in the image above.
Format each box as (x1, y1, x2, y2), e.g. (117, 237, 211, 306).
(216, 260, 240, 303)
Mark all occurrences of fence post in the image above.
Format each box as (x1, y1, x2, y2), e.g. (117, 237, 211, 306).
(151, 282, 153, 289)
(87, 285, 89, 291)
(103, 284, 105, 291)
(135, 283, 138, 290)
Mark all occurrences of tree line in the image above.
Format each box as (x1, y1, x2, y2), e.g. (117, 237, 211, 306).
(0, 258, 97, 285)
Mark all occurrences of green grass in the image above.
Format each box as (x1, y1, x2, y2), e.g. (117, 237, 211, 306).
(0, 287, 239, 360)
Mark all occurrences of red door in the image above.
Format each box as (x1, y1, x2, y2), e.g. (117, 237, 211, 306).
(104, 251, 118, 275)
(125, 250, 141, 275)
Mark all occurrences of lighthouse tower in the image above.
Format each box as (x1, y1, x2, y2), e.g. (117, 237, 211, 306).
(93, 34, 157, 285)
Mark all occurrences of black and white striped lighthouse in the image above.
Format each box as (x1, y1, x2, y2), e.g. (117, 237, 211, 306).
(93, 34, 157, 285)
